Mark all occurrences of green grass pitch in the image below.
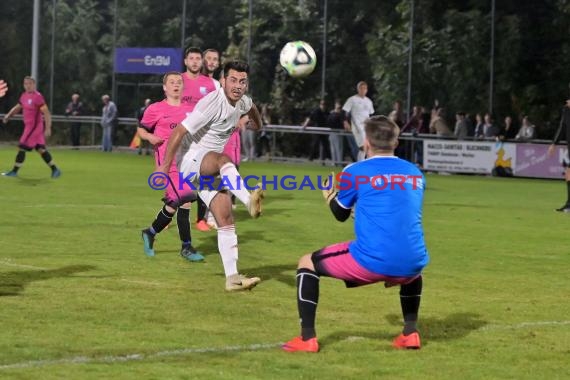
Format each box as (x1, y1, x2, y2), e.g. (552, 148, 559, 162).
(0, 148, 568, 379)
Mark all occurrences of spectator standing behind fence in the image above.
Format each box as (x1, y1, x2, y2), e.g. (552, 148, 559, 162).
(515, 116, 536, 141)
(343, 81, 375, 161)
(389, 100, 404, 128)
(478, 113, 499, 139)
(256, 103, 272, 158)
(401, 106, 421, 134)
(100, 94, 117, 152)
(303, 99, 330, 162)
(65, 93, 84, 149)
(453, 111, 469, 140)
(498, 115, 518, 141)
(464, 113, 475, 137)
(136, 98, 152, 155)
(474, 113, 484, 138)
(418, 107, 430, 134)
(326, 100, 345, 166)
(429, 108, 452, 137)
(399, 106, 423, 164)
(242, 113, 257, 162)
(548, 97, 570, 212)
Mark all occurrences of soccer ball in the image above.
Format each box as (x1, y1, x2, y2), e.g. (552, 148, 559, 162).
(279, 41, 317, 78)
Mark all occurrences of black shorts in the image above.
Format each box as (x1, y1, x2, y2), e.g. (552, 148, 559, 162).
(18, 143, 46, 151)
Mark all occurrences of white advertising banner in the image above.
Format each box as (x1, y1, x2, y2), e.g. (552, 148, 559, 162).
(422, 140, 517, 174)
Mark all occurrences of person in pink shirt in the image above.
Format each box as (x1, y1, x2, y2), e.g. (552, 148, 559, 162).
(2, 76, 61, 178)
(181, 47, 218, 111)
(222, 115, 248, 211)
(202, 48, 221, 79)
(180, 47, 219, 232)
(138, 71, 203, 262)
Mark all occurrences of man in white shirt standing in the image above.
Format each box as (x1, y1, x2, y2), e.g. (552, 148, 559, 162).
(343, 81, 375, 161)
(158, 60, 264, 291)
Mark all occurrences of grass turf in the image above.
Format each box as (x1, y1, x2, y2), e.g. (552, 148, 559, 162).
(0, 148, 568, 379)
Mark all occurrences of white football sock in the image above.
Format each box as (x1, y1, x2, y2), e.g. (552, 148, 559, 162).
(218, 224, 238, 277)
(220, 162, 251, 206)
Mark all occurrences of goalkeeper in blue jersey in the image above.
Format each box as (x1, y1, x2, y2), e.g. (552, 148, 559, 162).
(283, 115, 429, 353)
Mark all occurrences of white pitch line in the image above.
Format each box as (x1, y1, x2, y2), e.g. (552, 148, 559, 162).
(480, 320, 570, 331)
(0, 342, 282, 370)
(1, 320, 569, 370)
(119, 279, 186, 289)
(0, 260, 48, 270)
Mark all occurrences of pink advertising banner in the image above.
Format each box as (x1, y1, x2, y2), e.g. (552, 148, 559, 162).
(514, 144, 568, 179)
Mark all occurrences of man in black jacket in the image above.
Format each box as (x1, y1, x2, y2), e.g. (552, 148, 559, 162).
(65, 93, 84, 148)
(548, 97, 570, 212)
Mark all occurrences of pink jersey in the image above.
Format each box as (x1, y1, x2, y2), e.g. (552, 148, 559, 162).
(18, 91, 47, 149)
(181, 73, 218, 112)
(140, 100, 188, 166)
(223, 127, 241, 165)
(19, 91, 45, 130)
(140, 100, 195, 206)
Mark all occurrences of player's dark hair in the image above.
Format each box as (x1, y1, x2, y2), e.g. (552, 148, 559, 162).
(364, 115, 400, 151)
(223, 60, 249, 77)
(162, 71, 182, 84)
(184, 46, 202, 58)
(202, 48, 220, 58)
(23, 76, 36, 83)
(201, 48, 221, 77)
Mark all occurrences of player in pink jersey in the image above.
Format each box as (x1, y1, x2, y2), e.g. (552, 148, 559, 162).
(195, 48, 222, 231)
(2, 77, 61, 178)
(222, 115, 247, 212)
(202, 48, 221, 79)
(181, 47, 219, 112)
(138, 71, 204, 262)
(180, 47, 220, 232)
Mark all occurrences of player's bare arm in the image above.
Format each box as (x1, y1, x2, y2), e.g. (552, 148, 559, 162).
(137, 127, 164, 146)
(157, 124, 187, 173)
(40, 104, 52, 136)
(3, 104, 22, 123)
(246, 103, 263, 131)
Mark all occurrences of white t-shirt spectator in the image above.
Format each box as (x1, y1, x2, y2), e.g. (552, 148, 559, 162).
(343, 95, 374, 146)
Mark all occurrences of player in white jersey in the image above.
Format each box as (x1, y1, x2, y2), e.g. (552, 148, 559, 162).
(158, 60, 264, 291)
(195, 48, 222, 232)
(343, 81, 375, 161)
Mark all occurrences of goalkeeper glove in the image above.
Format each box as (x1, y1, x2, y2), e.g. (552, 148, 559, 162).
(322, 172, 338, 204)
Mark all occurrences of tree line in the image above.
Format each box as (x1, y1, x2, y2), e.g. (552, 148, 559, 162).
(1, 0, 569, 138)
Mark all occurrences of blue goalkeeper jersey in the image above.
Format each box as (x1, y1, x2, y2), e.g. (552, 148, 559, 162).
(336, 155, 429, 277)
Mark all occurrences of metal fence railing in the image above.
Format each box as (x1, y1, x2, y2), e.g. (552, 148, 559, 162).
(0, 114, 561, 167)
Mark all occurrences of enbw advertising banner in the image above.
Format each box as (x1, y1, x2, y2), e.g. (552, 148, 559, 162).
(115, 48, 182, 74)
